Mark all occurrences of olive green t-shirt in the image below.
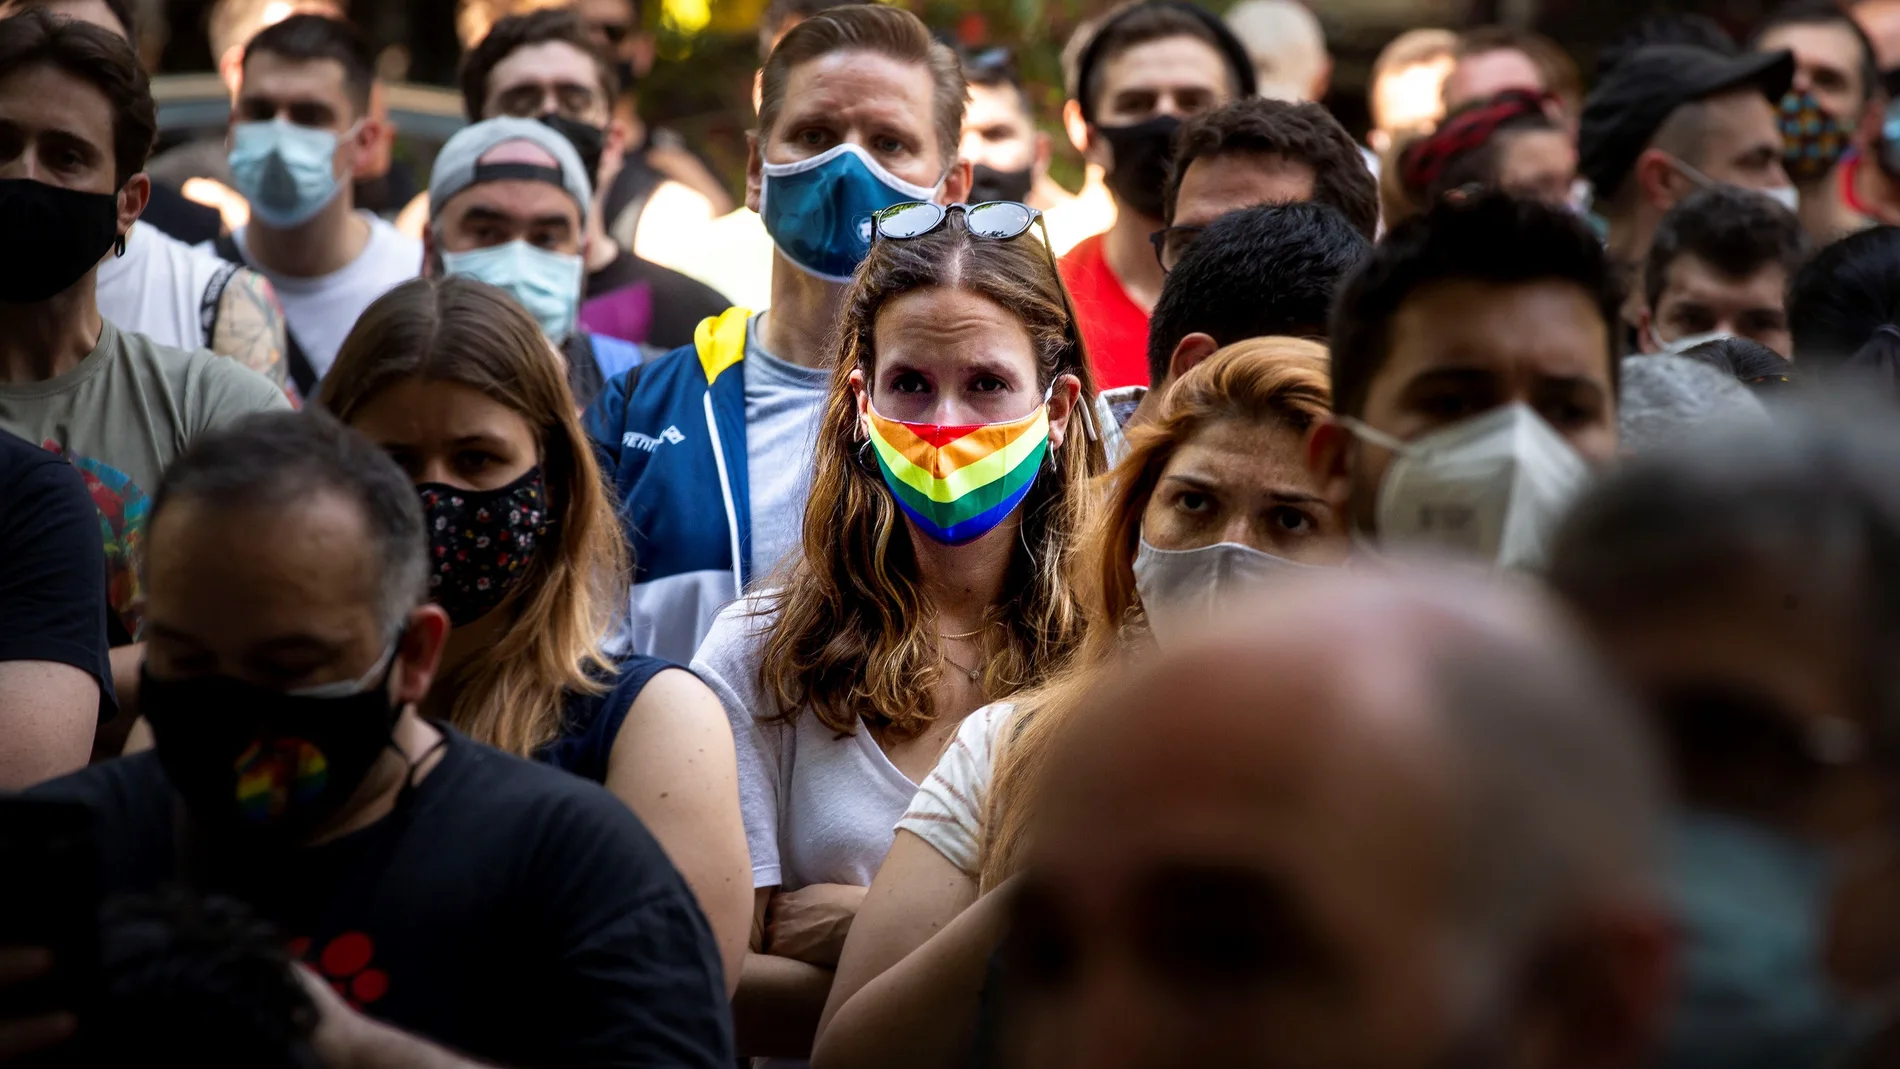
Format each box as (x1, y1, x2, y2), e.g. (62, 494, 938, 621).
(0, 319, 290, 642)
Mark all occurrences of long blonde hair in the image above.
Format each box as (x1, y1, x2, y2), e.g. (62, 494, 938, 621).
(319, 277, 628, 756)
(979, 337, 1332, 889)
(758, 214, 1109, 740)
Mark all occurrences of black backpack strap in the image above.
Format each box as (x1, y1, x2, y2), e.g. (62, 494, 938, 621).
(199, 261, 244, 348)
(209, 233, 318, 397)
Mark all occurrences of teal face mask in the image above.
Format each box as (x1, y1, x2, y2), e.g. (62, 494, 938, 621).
(228, 119, 351, 228)
(759, 142, 940, 282)
(1663, 810, 1881, 1069)
(440, 240, 585, 343)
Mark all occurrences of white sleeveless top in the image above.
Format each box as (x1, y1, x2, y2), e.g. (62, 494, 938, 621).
(97, 223, 234, 353)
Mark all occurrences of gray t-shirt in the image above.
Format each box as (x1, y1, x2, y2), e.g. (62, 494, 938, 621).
(0, 319, 289, 641)
(743, 314, 830, 582)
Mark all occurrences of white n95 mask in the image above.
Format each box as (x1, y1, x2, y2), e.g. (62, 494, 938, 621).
(1132, 535, 1321, 644)
(1341, 403, 1587, 573)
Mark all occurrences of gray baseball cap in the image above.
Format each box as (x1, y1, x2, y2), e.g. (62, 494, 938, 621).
(428, 117, 593, 215)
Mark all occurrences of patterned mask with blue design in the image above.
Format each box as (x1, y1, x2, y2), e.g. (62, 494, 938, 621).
(759, 143, 941, 282)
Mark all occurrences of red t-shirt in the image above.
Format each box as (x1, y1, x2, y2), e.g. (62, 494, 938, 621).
(1058, 233, 1152, 390)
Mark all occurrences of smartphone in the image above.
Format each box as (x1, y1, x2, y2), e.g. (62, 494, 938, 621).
(0, 797, 100, 1067)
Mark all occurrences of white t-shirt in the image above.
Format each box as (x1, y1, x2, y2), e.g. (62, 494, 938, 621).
(691, 597, 921, 892)
(895, 702, 1015, 878)
(204, 212, 421, 380)
(97, 223, 232, 352)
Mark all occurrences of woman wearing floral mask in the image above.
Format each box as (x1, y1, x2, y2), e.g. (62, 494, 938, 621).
(809, 337, 1349, 1069)
(691, 201, 1104, 1060)
(317, 277, 752, 991)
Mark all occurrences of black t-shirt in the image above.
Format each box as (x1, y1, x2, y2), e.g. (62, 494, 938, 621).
(585, 249, 732, 353)
(139, 183, 223, 247)
(29, 728, 732, 1068)
(0, 428, 115, 721)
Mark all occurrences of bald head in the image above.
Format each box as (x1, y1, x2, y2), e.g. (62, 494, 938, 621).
(1007, 570, 1671, 1069)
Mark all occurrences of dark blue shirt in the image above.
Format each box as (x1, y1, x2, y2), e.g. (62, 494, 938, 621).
(539, 655, 680, 785)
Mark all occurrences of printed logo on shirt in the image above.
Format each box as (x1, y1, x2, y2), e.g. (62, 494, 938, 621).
(290, 931, 390, 1008)
(622, 425, 687, 453)
(42, 439, 148, 640)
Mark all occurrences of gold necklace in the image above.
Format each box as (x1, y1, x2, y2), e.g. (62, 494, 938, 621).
(940, 648, 983, 683)
(939, 623, 991, 640)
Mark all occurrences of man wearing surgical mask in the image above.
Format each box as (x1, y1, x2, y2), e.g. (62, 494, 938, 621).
(1309, 192, 1620, 573)
(1639, 185, 1808, 359)
(1579, 45, 1796, 340)
(583, 4, 970, 664)
(424, 117, 642, 410)
(203, 14, 422, 396)
(1056, 1, 1252, 389)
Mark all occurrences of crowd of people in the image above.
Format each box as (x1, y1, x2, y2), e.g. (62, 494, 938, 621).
(8, 0, 1900, 1066)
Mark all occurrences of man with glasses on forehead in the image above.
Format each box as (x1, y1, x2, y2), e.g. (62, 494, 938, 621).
(584, 3, 970, 665)
(462, 7, 731, 353)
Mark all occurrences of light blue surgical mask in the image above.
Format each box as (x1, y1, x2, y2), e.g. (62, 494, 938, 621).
(440, 239, 585, 342)
(1662, 810, 1881, 1069)
(758, 142, 940, 282)
(228, 119, 354, 228)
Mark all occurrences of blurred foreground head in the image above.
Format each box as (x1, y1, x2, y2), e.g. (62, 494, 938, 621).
(1001, 569, 1672, 1069)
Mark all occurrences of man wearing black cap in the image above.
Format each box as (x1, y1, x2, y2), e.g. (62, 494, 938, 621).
(1579, 45, 1796, 332)
(1056, 0, 1254, 391)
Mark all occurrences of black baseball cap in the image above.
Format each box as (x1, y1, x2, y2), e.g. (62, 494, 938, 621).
(1579, 45, 1794, 202)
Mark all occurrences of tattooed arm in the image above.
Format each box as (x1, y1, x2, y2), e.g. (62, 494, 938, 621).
(209, 268, 288, 389)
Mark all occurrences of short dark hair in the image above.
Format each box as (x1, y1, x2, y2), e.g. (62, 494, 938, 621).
(6, 0, 137, 38)
(1163, 97, 1379, 239)
(1075, 1, 1252, 123)
(99, 892, 319, 1069)
(151, 410, 428, 635)
(1753, 0, 1878, 107)
(961, 46, 1033, 122)
(1147, 201, 1370, 387)
(759, 0, 868, 60)
(460, 7, 616, 122)
(1399, 89, 1559, 204)
(1454, 26, 1582, 112)
(1789, 225, 1900, 371)
(1328, 191, 1622, 418)
(1644, 185, 1809, 313)
(0, 8, 152, 185)
(243, 13, 373, 116)
(1680, 335, 1798, 390)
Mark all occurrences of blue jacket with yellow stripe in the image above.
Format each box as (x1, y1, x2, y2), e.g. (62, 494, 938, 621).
(584, 307, 755, 664)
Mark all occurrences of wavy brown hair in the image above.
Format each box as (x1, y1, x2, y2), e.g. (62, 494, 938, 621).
(979, 337, 1332, 890)
(758, 214, 1108, 740)
(318, 277, 627, 756)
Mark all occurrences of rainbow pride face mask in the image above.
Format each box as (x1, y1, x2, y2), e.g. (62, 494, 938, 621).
(865, 399, 1052, 545)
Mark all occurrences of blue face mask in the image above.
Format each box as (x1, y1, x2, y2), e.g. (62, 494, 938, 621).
(228, 119, 352, 228)
(759, 142, 940, 282)
(1663, 810, 1881, 1069)
(440, 239, 585, 342)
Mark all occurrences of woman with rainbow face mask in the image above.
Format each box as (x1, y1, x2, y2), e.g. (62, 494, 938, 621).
(809, 338, 1353, 1069)
(690, 202, 1106, 1061)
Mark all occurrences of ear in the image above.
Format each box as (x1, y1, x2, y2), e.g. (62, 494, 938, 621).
(1368, 127, 1391, 156)
(849, 367, 872, 436)
(392, 604, 452, 707)
(115, 173, 151, 239)
(939, 157, 973, 205)
(1310, 55, 1334, 102)
(599, 116, 632, 193)
(1045, 372, 1083, 450)
(752, 68, 765, 117)
(1305, 418, 1354, 518)
(346, 117, 386, 176)
(1063, 97, 1090, 155)
(630, 31, 658, 81)
(1633, 148, 1684, 211)
(1167, 332, 1220, 382)
(1637, 308, 1659, 354)
(745, 130, 765, 215)
(1856, 96, 1886, 150)
(219, 46, 244, 101)
(1034, 129, 1055, 176)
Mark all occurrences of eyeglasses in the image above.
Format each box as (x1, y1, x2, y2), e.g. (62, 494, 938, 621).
(1148, 225, 1203, 272)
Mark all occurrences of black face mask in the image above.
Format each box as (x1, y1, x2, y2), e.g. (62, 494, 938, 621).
(614, 59, 638, 95)
(969, 163, 1035, 205)
(1097, 115, 1182, 221)
(0, 178, 121, 304)
(142, 647, 402, 846)
(420, 467, 552, 627)
(538, 113, 605, 194)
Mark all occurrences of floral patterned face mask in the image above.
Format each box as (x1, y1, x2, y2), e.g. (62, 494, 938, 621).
(418, 467, 552, 626)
